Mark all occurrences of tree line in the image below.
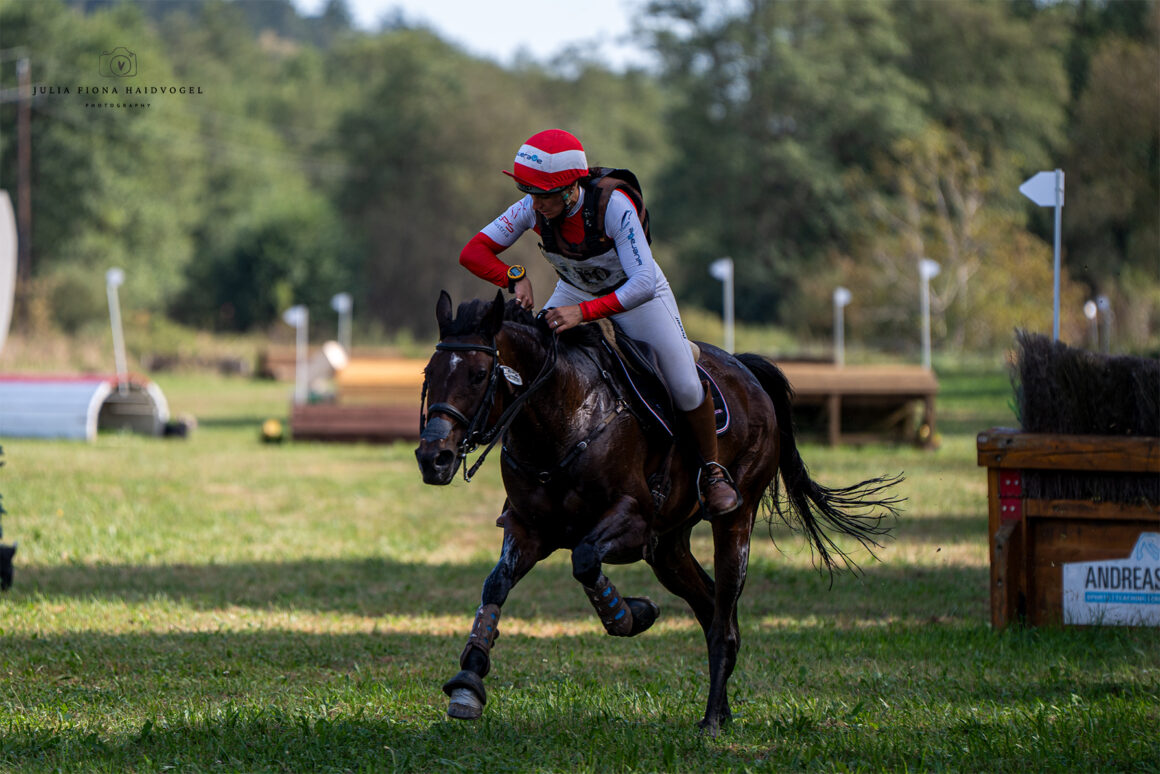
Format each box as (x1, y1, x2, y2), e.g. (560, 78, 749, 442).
(0, 0, 1155, 354)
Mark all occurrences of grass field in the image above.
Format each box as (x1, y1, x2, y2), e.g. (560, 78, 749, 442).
(1, 366, 1157, 773)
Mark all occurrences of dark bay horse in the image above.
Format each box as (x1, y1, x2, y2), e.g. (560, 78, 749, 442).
(415, 291, 902, 732)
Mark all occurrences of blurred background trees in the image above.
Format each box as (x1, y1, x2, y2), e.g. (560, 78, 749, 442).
(0, 0, 1155, 356)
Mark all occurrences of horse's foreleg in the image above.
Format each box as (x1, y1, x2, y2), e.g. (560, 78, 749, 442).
(572, 496, 659, 638)
(444, 516, 541, 720)
(699, 505, 756, 733)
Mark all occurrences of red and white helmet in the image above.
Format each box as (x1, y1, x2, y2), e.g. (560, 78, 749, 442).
(502, 129, 589, 194)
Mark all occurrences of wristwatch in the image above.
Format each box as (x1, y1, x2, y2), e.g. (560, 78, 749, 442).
(506, 264, 526, 293)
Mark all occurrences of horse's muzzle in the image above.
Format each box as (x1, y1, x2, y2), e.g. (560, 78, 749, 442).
(415, 441, 460, 485)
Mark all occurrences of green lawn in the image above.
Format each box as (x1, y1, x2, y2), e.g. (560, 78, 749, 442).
(0, 367, 1155, 772)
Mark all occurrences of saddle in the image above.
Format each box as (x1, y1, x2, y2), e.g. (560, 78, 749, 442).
(500, 317, 728, 513)
(590, 318, 730, 439)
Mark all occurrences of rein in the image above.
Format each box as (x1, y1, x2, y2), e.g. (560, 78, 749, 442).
(420, 328, 560, 482)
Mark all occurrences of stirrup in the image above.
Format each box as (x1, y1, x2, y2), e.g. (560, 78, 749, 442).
(696, 462, 741, 518)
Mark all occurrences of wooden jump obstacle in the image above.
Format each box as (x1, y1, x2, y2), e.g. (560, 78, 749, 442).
(979, 429, 1160, 628)
(331, 358, 427, 405)
(0, 373, 170, 441)
(289, 357, 426, 443)
(286, 354, 938, 446)
(776, 362, 938, 447)
(290, 403, 418, 443)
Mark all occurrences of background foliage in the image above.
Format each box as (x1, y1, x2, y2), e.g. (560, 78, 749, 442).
(0, 0, 1156, 354)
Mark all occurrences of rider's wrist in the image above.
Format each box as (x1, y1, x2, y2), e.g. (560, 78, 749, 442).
(506, 265, 526, 294)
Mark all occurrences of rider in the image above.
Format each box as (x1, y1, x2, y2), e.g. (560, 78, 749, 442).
(458, 128, 740, 517)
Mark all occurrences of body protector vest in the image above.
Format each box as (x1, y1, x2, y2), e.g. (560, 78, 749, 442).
(536, 167, 652, 297)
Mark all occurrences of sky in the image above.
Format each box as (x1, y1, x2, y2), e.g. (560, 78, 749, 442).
(293, 0, 653, 71)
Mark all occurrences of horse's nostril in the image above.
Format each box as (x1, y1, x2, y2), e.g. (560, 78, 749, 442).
(435, 449, 456, 469)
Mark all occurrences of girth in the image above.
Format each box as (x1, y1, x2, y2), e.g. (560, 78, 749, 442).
(501, 398, 628, 485)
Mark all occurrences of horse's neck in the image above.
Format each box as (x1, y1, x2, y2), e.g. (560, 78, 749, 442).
(499, 326, 607, 444)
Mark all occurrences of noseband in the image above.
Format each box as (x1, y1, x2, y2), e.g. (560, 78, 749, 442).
(420, 331, 559, 482)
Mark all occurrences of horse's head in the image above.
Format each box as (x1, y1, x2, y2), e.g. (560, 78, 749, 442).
(415, 290, 507, 485)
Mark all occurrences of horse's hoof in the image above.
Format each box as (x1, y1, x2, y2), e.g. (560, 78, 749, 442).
(697, 709, 732, 735)
(442, 669, 486, 720)
(626, 597, 660, 636)
(447, 687, 484, 720)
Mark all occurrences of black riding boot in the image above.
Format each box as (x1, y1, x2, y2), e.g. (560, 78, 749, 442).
(680, 390, 740, 517)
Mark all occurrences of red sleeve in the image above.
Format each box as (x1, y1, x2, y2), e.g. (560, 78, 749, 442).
(580, 294, 625, 321)
(459, 233, 511, 288)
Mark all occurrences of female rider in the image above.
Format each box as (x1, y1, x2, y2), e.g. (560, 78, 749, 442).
(458, 129, 739, 517)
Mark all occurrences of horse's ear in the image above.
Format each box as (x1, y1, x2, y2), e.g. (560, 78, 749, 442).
(482, 289, 506, 337)
(435, 291, 453, 338)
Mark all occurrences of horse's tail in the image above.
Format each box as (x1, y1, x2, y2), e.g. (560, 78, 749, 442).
(735, 353, 904, 576)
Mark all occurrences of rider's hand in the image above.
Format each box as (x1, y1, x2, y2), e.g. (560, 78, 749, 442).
(544, 304, 583, 334)
(513, 277, 534, 311)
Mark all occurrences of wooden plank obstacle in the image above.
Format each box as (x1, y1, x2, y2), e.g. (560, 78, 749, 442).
(290, 402, 418, 444)
(289, 356, 426, 443)
(978, 429, 1159, 627)
(285, 349, 938, 446)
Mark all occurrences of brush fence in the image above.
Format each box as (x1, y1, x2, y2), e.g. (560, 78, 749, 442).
(978, 428, 1160, 628)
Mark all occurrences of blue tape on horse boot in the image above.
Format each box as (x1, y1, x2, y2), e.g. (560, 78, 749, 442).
(457, 603, 501, 677)
(584, 574, 635, 637)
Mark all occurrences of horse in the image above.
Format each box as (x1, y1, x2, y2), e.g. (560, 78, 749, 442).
(414, 290, 902, 732)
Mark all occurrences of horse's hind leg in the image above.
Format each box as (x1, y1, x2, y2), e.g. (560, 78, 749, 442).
(444, 513, 543, 720)
(645, 524, 716, 633)
(647, 504, 755, 733)
(698, 505, 756, 733)
(646, 523, 734, 729)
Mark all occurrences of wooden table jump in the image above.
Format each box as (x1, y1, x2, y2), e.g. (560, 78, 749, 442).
(776, 362, 939, 446)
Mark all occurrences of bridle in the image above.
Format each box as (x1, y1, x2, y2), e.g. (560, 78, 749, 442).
(419, 329, 559, 482)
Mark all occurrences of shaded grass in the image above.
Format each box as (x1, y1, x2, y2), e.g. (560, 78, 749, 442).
(2, 621, 1156, 772)
(0, 368, 1157, 772)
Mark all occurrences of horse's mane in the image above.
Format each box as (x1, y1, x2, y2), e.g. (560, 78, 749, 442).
(507, 301, 607, 350)
(450, 297, 606, 351)
(501, 300, 539, 327)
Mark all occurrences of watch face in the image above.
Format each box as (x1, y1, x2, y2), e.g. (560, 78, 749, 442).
(508, 266, 525, 280)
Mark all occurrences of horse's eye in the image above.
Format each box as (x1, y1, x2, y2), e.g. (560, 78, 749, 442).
(470, 368, 489, 385)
